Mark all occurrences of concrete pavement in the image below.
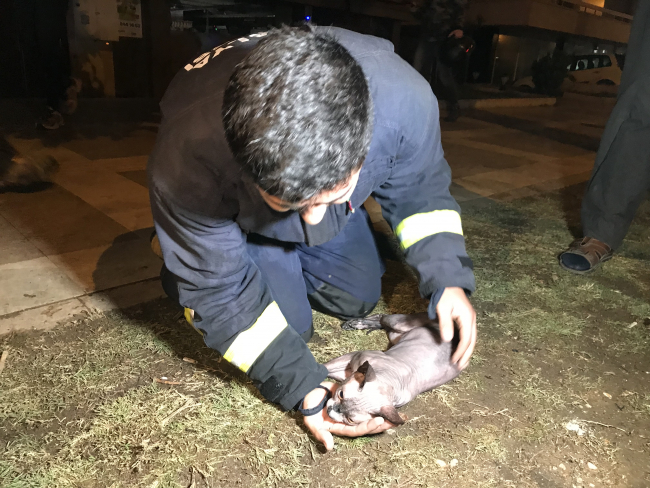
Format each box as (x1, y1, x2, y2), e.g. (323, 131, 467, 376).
(0, 94, 611, 335)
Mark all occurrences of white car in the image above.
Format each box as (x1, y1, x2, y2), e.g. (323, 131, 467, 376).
(514, 53, 623, 90)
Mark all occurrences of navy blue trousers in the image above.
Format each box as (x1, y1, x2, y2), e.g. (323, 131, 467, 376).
(246, 207, 384, 339)
(162, 207, 384, 340)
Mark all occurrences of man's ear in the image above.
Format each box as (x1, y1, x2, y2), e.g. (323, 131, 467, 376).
(353, 360, 377, 389)
(325, 352, 356, 381)
(379, 405, 405, 426)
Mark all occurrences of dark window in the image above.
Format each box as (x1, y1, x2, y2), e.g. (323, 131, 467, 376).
(574, 57, 589, 71)
(615, 54, 625, 69)
(601, 55, 612, 67)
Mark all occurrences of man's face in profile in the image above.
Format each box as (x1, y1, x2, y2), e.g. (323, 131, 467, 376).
(257, 169, 361, 225)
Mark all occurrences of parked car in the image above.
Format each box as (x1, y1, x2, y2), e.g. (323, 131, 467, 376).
(514, 53, 623, 90)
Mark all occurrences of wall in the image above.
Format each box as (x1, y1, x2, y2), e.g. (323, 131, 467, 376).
(70, 0, 201, 99)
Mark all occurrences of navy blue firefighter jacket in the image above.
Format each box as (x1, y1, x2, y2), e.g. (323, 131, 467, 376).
(147, 27, 476, 411)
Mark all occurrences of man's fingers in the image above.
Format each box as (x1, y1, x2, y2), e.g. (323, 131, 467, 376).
(363, 416, 389, 434)
(306, 418, 334, 450)
(437, 305, 454, 342)
(315, 428, 335, 451)
(451, 309, 476, 365)
(366, 418, 394, 435)
(329, 417, 385, 437)
(458, 315, 477, 369)
(450, 309, 471, 364)
(303, 413, 335, 451)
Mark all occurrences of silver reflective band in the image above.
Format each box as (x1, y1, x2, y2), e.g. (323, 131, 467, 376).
(223, 302, 288, 373)
(184, 33, 268, 71)
(395, 210, 463, 250)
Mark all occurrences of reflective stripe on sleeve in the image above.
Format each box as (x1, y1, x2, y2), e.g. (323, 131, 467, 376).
(395, 210, 463, 250)
(223, 301, 288, 373)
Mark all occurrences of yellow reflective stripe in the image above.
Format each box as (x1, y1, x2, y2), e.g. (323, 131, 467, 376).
(184, 307, 195, 325)
(184, 308, 204, 336)
(223, 302, 288, 373)
(395, 210, 463, 250)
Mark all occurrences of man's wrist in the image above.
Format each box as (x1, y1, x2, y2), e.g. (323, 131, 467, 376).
(298, 384, 332, 416)
(247, 326, 328, 410)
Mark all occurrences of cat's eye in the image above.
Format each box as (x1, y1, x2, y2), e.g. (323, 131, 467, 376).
(338, 389, 344, 400)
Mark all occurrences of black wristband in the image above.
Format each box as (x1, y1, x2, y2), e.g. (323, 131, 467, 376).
(297, 385, 332, 416)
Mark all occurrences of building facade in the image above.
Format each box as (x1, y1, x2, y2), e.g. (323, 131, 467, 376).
(464, 0, 636, 84)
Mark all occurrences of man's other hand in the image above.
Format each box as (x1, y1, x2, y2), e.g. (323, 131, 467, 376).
(302, 382, 393, 451)
(436, 286, 477, 370)
(449, 29, 464, 38)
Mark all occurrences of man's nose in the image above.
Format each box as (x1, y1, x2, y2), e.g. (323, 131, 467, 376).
(300, 204, 327, 225)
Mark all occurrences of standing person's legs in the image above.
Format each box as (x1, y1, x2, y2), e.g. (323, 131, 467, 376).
(434, 58, 461, 121)
(560, 2, 650, 273)
(297, 206, 384, 320)
(560, 88, 650, 273)
(413, 36, 436, 83)
(581, 117, 650, 248)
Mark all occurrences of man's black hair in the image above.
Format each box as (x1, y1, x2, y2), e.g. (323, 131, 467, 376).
(222, 25, 373, 203)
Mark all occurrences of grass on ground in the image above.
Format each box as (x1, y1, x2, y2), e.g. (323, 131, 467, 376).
(1, 188, 649, 488)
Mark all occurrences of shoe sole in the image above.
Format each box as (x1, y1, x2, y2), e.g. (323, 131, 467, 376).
(558, 253, 612, 275)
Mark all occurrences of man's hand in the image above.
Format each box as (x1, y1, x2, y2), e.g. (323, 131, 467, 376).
(436, 287, 476, 370)
(302, 382, 393, 451)
(448, 29, 464, 39)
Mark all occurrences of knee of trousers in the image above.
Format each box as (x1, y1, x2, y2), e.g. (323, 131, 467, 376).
(307, 281, 379, 321)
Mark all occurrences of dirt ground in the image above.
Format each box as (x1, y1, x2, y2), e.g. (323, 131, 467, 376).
(1, 182, 649, 488)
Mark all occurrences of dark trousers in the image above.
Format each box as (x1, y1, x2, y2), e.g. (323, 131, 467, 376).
(580, 2, 650, 250)
(162, 207, 384, 340)
(581, 105, 650, 249)
(413, 37, 460, 110)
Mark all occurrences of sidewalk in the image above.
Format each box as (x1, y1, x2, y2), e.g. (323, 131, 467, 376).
(1, 99, 164, 334)
(0, 95, 608, 335)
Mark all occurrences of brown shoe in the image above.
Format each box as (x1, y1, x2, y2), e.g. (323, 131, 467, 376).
(559, 237, 613, 274)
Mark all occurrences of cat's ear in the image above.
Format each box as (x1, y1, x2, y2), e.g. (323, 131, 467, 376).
(353, 360, 376, 389)
(379, 405, 405, 425)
